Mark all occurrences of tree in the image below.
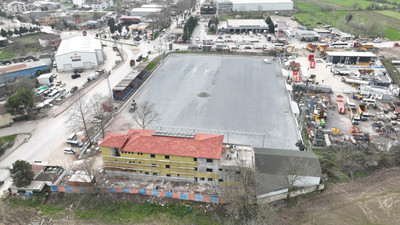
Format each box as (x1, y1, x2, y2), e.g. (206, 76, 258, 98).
(117, 23, 122, 34)
(68, 92, 94, 146)
(268, 22, 275, 34)
(29, 27, 35, 33)
(5, 89, 34, 115)
(10, 160, 34, 187)
(7, 30, 13, 36)
(0, 28, 7, 37)
(265, 16, 272, 25)
(223, 158, 276, 224)
(282, 157, 314, 203)
(13, 28, 19, 36)
(89, 93, 110, 139)
(131, 101, 159, 129)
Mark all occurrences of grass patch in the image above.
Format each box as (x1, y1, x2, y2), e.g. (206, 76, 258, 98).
(146, 60, 158, 70)
(354, 170, 372, 178)
(382, 59, 400, 85)
(0, 50, 17, 60)
(384, 27, 400, 40)
(376, 10, 400, 20)
(0, 134, 17, 150)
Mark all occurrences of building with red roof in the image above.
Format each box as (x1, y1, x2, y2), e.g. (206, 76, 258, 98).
(100, 129, 254, 184)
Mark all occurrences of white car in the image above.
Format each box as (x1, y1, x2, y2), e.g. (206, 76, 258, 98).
(264, 59, 271, 64)
(90, 117, 102, 123)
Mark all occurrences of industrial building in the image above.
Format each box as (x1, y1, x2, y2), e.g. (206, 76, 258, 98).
(326, 52, 378, 65)
(217, 0, 233, 13)
(54, 36, 104, 72)
(230, 0, 293, 12)
(218, 19, 269, 34)
(295, 30, 320, 42)
(200, 3, 217, 14)
(0, 61, 47, 84)
(100, 129, 254, 184)
(130, 7, 162, 17)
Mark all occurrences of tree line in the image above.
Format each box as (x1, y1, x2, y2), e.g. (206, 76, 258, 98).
(0, 27, 40, 37)
(182, 16, 198, 42)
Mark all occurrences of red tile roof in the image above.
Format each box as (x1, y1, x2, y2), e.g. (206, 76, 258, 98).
(32, 165, 45, 177)
(100, 133, 130, 148)
(100, 129, 224, 159)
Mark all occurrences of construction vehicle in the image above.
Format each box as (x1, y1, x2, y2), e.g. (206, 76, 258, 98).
(317, 44, 329, 57)
(360, 44, 374, 51)
(349, 108, 360, 125)
(353, 42, 362, 48)
(285, 46, 294, 53)
(394, 42, 400, 47)
(358, 104, 370, 120)
(306, 43, 317, 52)
(337, 95, 346, 114)
(346, 97, 357, 109)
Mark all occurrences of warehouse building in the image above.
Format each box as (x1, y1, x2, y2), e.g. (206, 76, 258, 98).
(130, 7, 162, 17)
(218, 19, 269, 34)
(217, 0, 233, 13)
(54, 36, 104, 72)
(230, 0, 293, 12)
(326, 52, 378, 65)
(0, 61, 47, 84)
(295, 30, 320, 42)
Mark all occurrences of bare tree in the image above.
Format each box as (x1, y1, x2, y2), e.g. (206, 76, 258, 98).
(89, 93, 111, 139)
(131, 101, 159, 129)
(68, 91, 93, 145)
(73, 157, 98, 188)
(223, 161, 276, 224)
(282, 157, 310, 203)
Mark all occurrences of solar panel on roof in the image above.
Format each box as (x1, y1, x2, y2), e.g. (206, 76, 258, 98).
(152, 131, 195, 139)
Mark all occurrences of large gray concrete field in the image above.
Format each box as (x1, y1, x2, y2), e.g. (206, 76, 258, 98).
(134, 54, 299, 150)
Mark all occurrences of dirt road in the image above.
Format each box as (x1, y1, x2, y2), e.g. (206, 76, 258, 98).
(277, 166, 400, 225)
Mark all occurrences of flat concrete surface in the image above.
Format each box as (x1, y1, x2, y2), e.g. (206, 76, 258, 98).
(133, 54, 299, 149)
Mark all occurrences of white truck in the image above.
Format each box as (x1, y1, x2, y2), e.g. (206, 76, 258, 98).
(87, 69, 105, 81)
(37, 73, 55, 85)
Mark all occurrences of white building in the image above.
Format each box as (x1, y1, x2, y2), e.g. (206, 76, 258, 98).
(54, 36, 104, 72)
(230, 0, 293, 12)
(72, 0, 85, 7)
(7, 1, 27, 13)
(91, 0, 113, 11)
(130, 7, 162, 17)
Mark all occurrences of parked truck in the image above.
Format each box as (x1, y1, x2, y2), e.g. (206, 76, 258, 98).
(37, 73, 54, 85)
(349, 108, 360, 125)
(346, 97, 356, 109)
(337, 95, 346, 114)
(87, 69, 105, 81)
(358, 104, 370, 120)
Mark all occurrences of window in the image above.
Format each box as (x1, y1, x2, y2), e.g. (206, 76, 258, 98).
(145, 172, 149, 175)
(167, 174, 171, 177)
(177, 174, 180, 177)
(194, 158, 197, 162)
(166, 165, 170, 168)
(153, 173, 157, 176)
(235, 171, 241, 174)
(152, 164, 156, 167)
(71, 58, 81, 62)
(206, 168, 213, 172)
(219, 168, 223, 171)
(200, 177, 205, 181)
(151, 154, 155, 158)
(208, 178, 213, 181)
(194, 177, 198, 181)
(207, 159, 213, 163)
(219, 179, 224, 182)
(194, 167, 198, 171)
(165, 155, 170, 159)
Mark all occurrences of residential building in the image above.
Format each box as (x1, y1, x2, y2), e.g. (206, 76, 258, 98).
(91, 0, 113, 11)
(217, 0, 233, 13)
(7, 1, 27, 13)
(54, 35, 104, 71)
(72, 0, 85, 7)
(100, 129, 255, 184)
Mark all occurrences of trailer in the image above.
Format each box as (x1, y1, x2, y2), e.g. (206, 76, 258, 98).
(337, 95, 346, 114)
(37, 73, 54, 85)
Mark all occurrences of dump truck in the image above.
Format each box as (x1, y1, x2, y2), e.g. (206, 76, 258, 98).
(337, 95, 346, 114)
(358, 104, 370, 120)
(346, 97, 356, 109)
(349, 108, 360, 125)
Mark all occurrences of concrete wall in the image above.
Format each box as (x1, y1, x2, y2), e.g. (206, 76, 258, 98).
(233, 2, 293, 12)
(257, 184, 325, 204)
(50, 185, 227, 203)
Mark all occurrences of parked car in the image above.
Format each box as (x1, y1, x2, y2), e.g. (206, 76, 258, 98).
(60, 83, 66, 87)
(64, 148, 76, 155)
(56, 81, 62, 86)
(47, 83, 54, 88)
(70, 86, 78, 93)
(136, 54, 143, 62)
(67, 140, 83, 147)
(90, 117, 102, 123)
(71, 74, 81, 79)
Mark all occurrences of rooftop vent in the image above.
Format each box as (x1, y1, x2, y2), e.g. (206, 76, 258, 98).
(152, 131, 195, 139)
